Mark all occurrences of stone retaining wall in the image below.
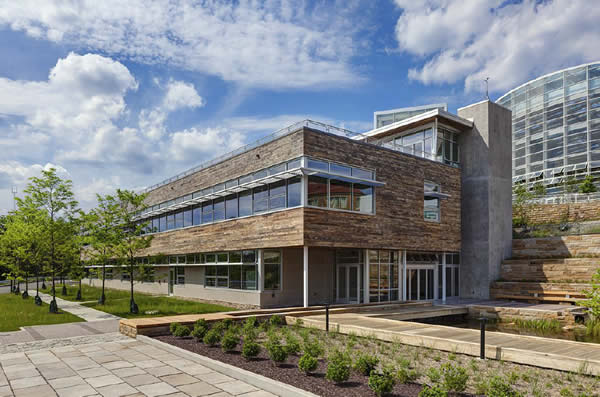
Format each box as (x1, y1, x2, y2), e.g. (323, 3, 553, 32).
(512, 235, 600, 258)
(467, 304, 580, 325)
(524, 201, 600, 225)
(500, 258, 600, 282)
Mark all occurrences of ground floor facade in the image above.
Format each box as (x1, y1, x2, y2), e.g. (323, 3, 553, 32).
(84, 246, 460, 308)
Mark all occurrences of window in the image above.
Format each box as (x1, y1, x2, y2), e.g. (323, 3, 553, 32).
(287, 177, 302, 207)
(192, 205, 201, 225)
(166, 213, 175, 230)
(205, 264, 257, 290)
(183, 208, 193, 227)
(353, 184, 373, 213)
(239, 191, 252, 217)
(213, 199, 225, 221)
(253, 185, 269, 213)
(424, 182, 441, 222)
(242, 250, 256, 263)
(369, 250, 398, 303)
(176, 267, 185, 285)
(217, 252, 228, 263)
(229, 251, 242, 263)
(308, 176, 328, 207)
(269, 181, 286, 210)
(202, 202, 213, 224)
(307, 158, 329, 171)
(205, 266, 228, 287)
(264, 250, 281, 290)
(225, 194, 238, 219)
(436, 128, 459, 165)
(105, 268, 113, 280)
(175, 211, 184, 228)
(330, 180, 352, 210)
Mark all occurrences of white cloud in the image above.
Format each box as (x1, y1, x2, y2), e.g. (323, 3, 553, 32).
(0, 0, 366, 89)
(169, 127, 246, 161)
(394, 0, 600, 94)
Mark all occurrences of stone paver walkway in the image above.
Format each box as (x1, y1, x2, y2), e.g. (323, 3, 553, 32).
(0, 333, 275, 397)
(37, 292, 120, 322)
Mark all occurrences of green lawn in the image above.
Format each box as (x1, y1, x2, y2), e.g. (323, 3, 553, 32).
(83, 295, 233, 319)
(0, 293, 84, 332)
(40, 283, 132, 302)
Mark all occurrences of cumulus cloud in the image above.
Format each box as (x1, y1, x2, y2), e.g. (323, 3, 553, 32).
(0, 0, 366, 89)
(394, 0, 600, 93)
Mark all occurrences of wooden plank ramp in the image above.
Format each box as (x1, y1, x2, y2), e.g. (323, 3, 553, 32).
(289, 311, 600, 375)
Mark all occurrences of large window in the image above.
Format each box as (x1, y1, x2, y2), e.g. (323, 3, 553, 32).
(424, 181, 441, 222)
(202, 202, 213, 224)
(264, 250, 281, 290)
(445, 253, 460, 298)
(395, 128, 434, 157)
(213, 199, 225, 222)
(239, 191, 252, 217)
(204, 250, 258, 290)
(437, 128, 459, 165)
(369, 250, 399, 303)
(287, 176, 302, 207)
(309, 176, 374, 213)
(225, 195, 238, 219)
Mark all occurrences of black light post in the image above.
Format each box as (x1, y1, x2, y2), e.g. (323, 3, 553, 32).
(479, 317, 488, 360)
(325, 303, 330, 333)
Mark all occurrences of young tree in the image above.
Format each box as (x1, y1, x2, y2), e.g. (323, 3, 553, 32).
(532, 181, 546, 198)
(579, 175, 598, 194)
(70, 210, 93, 301)
(114, 189, 153, 314)
(88, 194, 121, 305)
(20, 168, 78, 313)
(512, 184, 533, 228)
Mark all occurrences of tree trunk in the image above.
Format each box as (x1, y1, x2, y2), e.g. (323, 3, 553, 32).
(130, 259, 138, 314)
(99, 264, 106, 305)
(35, 274, 42, 306)
(76, 279, 82, 301)
(22, 274, 29, 299)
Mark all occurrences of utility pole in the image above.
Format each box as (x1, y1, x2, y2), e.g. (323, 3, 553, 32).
(11, 186, 17, 211)
(484, 77, 490, 100)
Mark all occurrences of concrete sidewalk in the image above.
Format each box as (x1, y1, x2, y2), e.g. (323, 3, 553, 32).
(37, 292, 120, 322)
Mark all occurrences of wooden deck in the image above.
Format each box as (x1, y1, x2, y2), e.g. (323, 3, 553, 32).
(291, 310, 600, 375)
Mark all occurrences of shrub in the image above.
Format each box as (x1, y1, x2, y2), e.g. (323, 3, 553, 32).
(203, 329, 221, 346)
(426, 367, 441, 384)
(192, 321, 209, 340)
(221, 330, 240, 352)
(440, 363, 468, 393)
(284, 333, 301, 355)
(270, 314, 284, 327)
(170, 322, 181, 335)
(298, 353, 318, 374)
(243, 316, 258, 333)
(325, 350, 352, 383)
(303, 338, 324, 358)
(354, 353, 379, 376)
(266, 340, 288, 365)
(368, 366, 396, 397)
(487, 375, 522, 397)
(173, 324, 191, 338)
(397, 367, 418, 384)
(241, 340, 261, 360)
(222, 318, 233, 329)
(418, 385, 448, 397)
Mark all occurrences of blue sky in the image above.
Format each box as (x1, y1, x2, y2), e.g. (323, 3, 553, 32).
(0, 0, 598, 212)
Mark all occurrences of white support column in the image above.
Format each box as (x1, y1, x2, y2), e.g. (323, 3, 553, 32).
(402, 250, 407, 301)
(442, 252, 447, 303)
(303, 246, 309, 308)
(258, 249, 264, 293)
(363, 249, 370, 304)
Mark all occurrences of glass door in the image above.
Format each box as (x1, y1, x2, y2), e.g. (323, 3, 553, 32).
(336, 264, 360, 304)
(169, 267, 175, 295)
(407, 266, 435, 301)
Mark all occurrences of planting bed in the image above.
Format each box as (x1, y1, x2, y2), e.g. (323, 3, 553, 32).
(157, 334, 424, 397)
(156, 318, 600, 397)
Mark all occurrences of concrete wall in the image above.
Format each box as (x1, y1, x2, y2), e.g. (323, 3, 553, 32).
(457, 101, 513, 298)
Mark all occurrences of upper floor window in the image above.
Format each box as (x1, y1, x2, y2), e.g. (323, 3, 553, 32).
(424, 181, 441, 222)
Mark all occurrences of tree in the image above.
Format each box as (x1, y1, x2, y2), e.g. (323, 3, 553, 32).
(579, 175, 597, 194)
(70, 210, 93, 301)
(114, 189, 153, 314)
(20, 168, 78, 313)
(578, 268, 600, 321)
(532, 181, 546, 198)
(512, 184, 533, 228)
(563, 176, 580, 195)
(88, 194, 121, 305)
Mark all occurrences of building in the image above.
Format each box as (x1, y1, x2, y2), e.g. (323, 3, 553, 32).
(373, 104, 447, 129)
(85, 100, 512, 308)
(497, 62, 600, 197)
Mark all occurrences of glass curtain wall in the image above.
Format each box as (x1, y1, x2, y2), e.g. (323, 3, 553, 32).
(369, 250, 399, 303)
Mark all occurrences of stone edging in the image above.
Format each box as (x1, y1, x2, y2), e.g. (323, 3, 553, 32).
(137, 335, 318, 397)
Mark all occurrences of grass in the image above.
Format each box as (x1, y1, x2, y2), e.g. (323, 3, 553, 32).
(508, 318, 562, 333)
(40, 283, 131, 302)
(0, 293, 84, 332)
(83, 294, 233, 319)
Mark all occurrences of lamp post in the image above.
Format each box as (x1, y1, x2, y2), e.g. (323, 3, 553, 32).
(11, 186, 17, 210)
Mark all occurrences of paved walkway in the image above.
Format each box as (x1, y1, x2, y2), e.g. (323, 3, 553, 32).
(37, 293, 121, 322)
(297, 309, 600, 375)
(0, 334, 275, 397)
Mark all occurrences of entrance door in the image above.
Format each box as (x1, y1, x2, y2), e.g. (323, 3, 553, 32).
(168, 267, 175, 295)
(407, 267, 435, 301)
(336, 264, 360, 304)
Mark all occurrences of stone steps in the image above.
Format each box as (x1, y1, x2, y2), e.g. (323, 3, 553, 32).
(500, 257, 600, 282)
(512, 234, 600, 259)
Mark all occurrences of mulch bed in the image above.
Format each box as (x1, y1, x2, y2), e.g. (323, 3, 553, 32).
(156, 335, 424, 397)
